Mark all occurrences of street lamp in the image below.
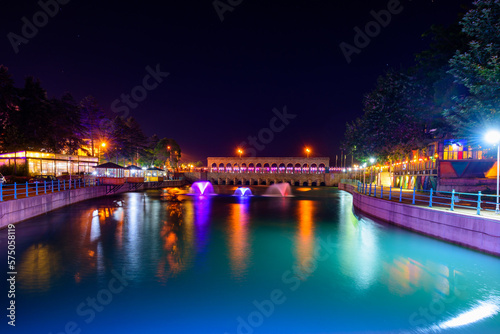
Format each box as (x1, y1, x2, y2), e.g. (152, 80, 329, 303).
(305, 147, 311, 158)
(369, 157, 375, 184)
(98, 142, 106, 164)
(237, 148, 243, 158)
(363, 163, 367, 185)
(485, 130, 500, 214)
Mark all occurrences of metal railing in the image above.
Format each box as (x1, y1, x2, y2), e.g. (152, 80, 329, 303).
(392, 161, 437, 173)
(354, 181, 500, 216)
(0, 177, 187, 202)
(0, 179, 98, 202)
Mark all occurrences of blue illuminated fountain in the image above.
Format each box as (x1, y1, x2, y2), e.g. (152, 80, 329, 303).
(233, 187, 253, 197)
(190, 181, 215, 196)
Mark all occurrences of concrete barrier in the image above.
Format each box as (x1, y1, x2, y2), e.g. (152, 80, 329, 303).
(339, 183, 500, 257)
(0, 186, 106, 229)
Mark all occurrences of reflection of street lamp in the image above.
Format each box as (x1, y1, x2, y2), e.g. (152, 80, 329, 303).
(305, 147, 311, 158)
(237, 148, 243, 158)
(485, 130, 500, 213)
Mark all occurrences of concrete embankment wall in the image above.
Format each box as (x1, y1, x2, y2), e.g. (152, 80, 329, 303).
(339, 183, 500, 257)
(0, 180, 185, 229)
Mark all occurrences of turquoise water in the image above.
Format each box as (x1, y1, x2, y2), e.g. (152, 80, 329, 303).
(1, 186, 500, 333)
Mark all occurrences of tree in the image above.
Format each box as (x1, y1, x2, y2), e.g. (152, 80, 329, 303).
(447, 0, 500, 139)
(80, 96, 106, 157)
(9, 76, 53, 151)
(47, 93, 86, 154)
(0, 65, 20, 152)
(106, 116, 149, 165)
(152, 137, 181, 168)
(343, 70, 434, 162)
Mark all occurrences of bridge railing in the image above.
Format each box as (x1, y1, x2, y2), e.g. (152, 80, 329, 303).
(0, 177, 186, 201)
(355, 182, 500, 216)
(0, 179, 98, 202)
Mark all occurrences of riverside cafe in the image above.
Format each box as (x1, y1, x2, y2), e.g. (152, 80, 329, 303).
(94, 163, 165, 184)
(0, 151, 98, 176)
(146, 167, 167, 182)
(94, 162, 126, 185)
(124, 165, 145, 183)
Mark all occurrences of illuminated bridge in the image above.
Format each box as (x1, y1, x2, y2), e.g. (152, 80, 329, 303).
(200, 157, 335, 186)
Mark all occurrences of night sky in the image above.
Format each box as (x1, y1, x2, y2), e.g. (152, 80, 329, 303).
(1, 0, 470, 163)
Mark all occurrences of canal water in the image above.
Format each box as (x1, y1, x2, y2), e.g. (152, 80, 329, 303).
(1, 186, 500, 333)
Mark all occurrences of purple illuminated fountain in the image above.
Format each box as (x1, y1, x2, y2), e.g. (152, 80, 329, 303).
(233, 187, 253, 197)
(190, 181, 215, 196)
(264, 183, 293, 197)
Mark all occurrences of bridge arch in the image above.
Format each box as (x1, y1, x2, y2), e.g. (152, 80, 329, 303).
(319, 163, 326, 174)
(271, 163, 278, 173)
(302, 163, 309, 173)
(263, 163, 270, 173)
(278, 163, 285, 173)
(310, 164, 317, 173)
(294, 163, 301, 173)
(226, 163, 232, 173)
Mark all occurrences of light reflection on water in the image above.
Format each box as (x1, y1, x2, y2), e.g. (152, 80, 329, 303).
(228, 199, 250, 279)
(2, 187, 500, 333)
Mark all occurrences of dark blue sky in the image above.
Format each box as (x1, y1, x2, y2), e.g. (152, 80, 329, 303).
(1, 0, 470, 163)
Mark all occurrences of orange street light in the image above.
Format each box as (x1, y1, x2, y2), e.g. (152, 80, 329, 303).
(237, 148, 243, 158)
(305, 147, 311, 158)
(98, 142, 106, 164)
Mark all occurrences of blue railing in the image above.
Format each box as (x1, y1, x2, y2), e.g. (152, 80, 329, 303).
(0, 177, 185, 202)
(353, 181, 500, 216)
(0, 179, 98, 202)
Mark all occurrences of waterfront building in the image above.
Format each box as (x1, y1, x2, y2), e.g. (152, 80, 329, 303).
(145, 167, 166, 182)
(94, 162, 126, 185)
(124, 165, 145, 183)
(383, 139, 496, 191)
(0, 151, 98, 176)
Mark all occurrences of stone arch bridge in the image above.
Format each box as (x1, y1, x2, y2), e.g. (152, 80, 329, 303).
(202, 157, 335, 186)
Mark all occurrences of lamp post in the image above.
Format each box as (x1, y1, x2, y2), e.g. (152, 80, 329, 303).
(485, 130, 500, 214)
(363, 163, 367, 185)
(369, 157, 375, 184)
(305, 148, 311, 158)
(98, 142, 106, 164)
(237, 148, 243, 158)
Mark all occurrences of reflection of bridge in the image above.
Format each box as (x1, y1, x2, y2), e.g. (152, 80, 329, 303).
(201, 157, 335, 186)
